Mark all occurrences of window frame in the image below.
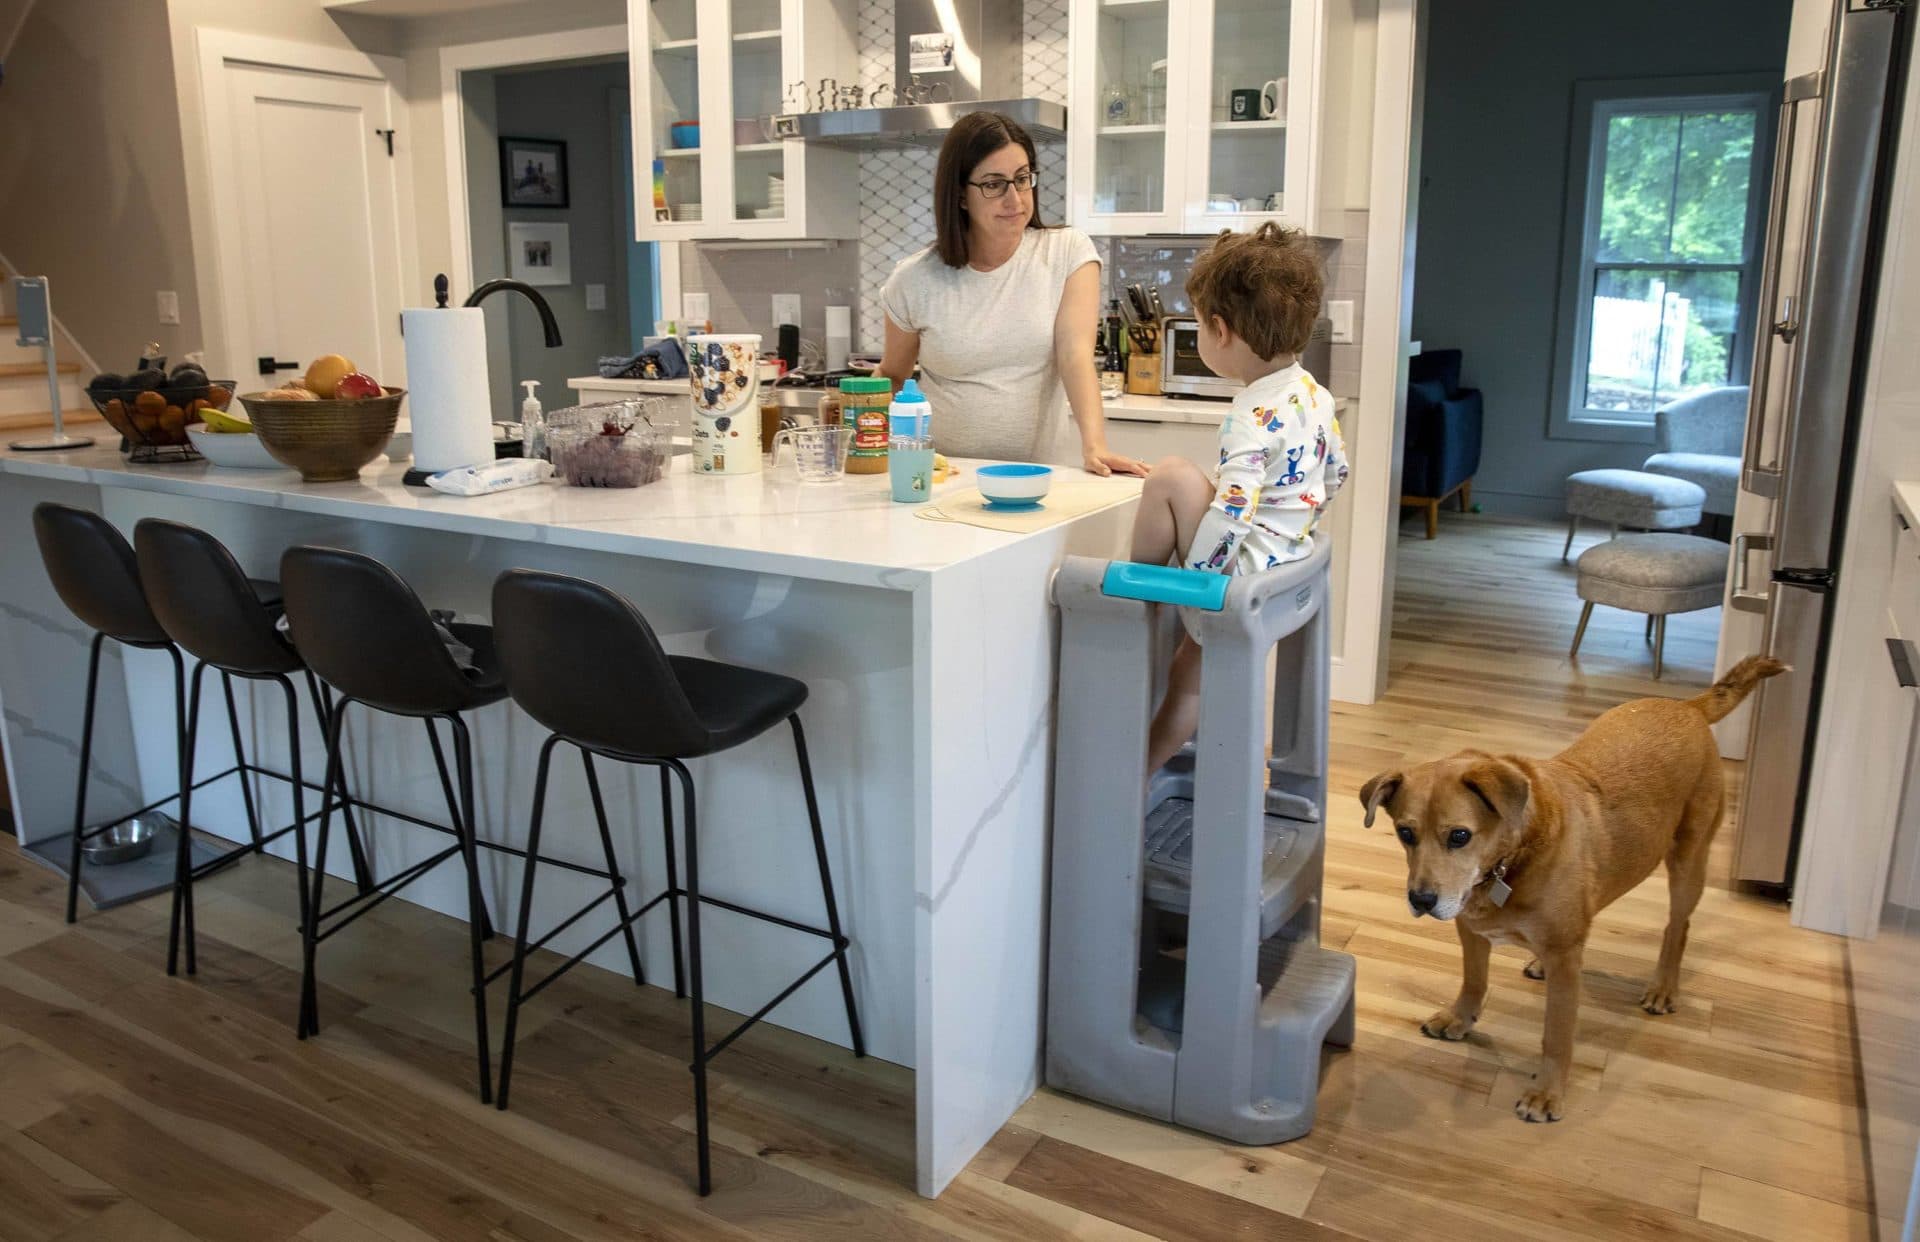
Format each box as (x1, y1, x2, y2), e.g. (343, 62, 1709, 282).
(1549, 74, 1779, 443)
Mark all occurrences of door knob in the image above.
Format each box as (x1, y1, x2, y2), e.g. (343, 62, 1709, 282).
(258, 356, 301, 376)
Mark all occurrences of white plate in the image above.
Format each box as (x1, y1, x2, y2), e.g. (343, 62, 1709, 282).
(187, 426, 283, 469)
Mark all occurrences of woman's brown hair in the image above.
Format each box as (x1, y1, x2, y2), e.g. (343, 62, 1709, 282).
(933, 111, 1046, 268)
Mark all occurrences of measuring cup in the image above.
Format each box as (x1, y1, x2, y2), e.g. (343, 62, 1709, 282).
(771, 424, 851, 483)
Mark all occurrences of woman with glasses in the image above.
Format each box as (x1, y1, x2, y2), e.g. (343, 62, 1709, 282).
(875, 112, 1148, 477)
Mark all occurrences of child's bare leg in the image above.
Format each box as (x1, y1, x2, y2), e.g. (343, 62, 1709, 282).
(1130, 458, 1216, 566)
(1148, 635, 1203, 773)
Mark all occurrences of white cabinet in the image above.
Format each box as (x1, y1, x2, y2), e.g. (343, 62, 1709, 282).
(1067, 0, 1327, 236)
(629, 0, 858, 241)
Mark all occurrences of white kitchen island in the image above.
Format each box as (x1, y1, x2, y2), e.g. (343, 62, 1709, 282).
(0, 444, 1139, 1196)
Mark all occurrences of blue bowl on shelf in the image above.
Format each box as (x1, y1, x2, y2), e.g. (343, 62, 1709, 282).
(977, 463, 1053, 509)
(670, 121, 700, 149)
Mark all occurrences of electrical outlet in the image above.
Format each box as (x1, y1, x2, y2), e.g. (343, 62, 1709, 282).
(156, 290, 180, 326)
(585, 283, 606, 311)
(771, 293, 801, 326)
(1328, 299, 1354, 344)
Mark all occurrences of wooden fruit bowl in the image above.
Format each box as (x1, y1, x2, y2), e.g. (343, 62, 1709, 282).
(238, 388, 406, 482)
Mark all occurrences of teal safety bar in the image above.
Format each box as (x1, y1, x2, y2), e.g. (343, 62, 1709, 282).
(1101, 562, 1230, 611)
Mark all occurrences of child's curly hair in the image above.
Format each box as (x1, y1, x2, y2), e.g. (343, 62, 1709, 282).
(1184, 223, 1324, 361)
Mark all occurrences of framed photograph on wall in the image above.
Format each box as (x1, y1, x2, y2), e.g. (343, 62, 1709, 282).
(500, 136, 568, 208)
(508, 222, 571, 286)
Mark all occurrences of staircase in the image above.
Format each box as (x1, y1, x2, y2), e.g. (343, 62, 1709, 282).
(0, 284, 98, 440)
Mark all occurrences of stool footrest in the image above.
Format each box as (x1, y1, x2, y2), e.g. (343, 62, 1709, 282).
(312, 843, 464, 942)
(699, 948, 844, 1066)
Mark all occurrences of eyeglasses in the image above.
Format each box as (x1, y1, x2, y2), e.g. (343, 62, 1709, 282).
(968, 169, 1039, 198)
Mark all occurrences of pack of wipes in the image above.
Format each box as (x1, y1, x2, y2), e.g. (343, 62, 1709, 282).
(425, 458, 553, 497)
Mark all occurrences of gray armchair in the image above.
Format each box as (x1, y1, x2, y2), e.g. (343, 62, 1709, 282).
(1643, 386, 1747, 517)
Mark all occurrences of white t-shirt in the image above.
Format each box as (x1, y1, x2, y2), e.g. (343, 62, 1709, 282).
(880, 227, 1100, 462)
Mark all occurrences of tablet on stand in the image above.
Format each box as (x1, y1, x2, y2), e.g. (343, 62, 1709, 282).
(8, 277, 94, 452)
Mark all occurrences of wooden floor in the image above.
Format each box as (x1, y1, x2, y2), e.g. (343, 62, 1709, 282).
(0, 511, 1869, 1241)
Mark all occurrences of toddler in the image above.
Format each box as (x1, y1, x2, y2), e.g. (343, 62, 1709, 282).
(1130, 223, 1349, 772)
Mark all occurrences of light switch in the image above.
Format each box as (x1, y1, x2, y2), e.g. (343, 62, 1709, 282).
(771, 293, 801, 326)
(682, 292, 712, 324)
(156, 290, 180, 325)
(1328, 299, 1354, 344)
(585, 283, 606, 310)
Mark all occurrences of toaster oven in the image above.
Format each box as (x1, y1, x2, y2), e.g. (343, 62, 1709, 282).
(1160, 315, 1334, 398)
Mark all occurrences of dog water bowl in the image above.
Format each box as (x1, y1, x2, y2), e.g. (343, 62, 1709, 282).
(80, 812, 169, 865)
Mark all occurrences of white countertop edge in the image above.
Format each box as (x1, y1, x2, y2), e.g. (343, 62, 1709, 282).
(1896, 481, 1920, 533)
(0, 451, 1140, 591)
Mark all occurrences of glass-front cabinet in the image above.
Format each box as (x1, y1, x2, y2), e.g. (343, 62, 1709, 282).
(630, 0, 857, 241)
(1069, 0, 1325, 235)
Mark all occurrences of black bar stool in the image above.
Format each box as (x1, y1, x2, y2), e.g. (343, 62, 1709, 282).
(31, 503, 271, 928)
(280, 545, 512, 1102)
(131, 518, 372, 1028)
(489, 567, 864, 1196)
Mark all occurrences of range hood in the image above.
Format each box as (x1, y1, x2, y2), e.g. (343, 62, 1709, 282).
(773, 0, 1066, 150)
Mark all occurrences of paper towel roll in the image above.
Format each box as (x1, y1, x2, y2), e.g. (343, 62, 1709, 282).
(825, 305, 851, 372)
(402, 307, 495, 474)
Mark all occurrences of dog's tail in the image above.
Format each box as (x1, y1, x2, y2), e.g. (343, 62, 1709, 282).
(1688, 655, 1790, 723)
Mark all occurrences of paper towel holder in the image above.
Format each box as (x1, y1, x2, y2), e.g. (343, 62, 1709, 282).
(402, 273, 565, 486)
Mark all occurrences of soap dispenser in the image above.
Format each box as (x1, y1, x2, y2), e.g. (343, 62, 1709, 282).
(520, 380, 544, 460)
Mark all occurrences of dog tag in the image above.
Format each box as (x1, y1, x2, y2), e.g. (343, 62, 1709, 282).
(1488, 874, 1512, 907)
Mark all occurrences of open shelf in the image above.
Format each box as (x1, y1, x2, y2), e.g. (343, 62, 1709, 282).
(1212, 118, 1287, 131)
(735, 28, 782, 43)
(1099, 123, 1166, 136)
(654, 37, 699, 54)
(659, 147, 702, 159)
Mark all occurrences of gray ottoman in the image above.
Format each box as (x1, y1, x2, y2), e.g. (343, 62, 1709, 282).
(1563, 469, 1707, 562)
(1570, 533, 1729, 679)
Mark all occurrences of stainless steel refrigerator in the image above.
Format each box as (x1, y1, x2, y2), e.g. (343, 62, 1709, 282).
(1731, 0, 1912, 885)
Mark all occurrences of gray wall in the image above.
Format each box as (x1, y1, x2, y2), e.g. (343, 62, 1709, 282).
(1410, 0, 1792, 517)
(482, 60, 634, 422)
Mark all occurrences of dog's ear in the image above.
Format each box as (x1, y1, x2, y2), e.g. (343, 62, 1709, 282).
(1359, 770, 1403, 828)
(1461, 756, 1530, 826)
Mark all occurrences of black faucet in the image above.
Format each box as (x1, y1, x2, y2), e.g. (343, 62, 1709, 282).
(432, 273, 562, 347)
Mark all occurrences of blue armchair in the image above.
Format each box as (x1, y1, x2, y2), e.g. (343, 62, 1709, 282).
(1401, 349, 1484, 539)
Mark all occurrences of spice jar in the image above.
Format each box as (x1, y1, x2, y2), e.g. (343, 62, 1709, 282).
(840, 376, 894, 474)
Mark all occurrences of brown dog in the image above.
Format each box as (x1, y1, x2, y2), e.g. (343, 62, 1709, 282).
(1358, 655, 1786, 1122)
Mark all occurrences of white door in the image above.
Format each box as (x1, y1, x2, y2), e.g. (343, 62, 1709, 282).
(219, 63, 408, 390)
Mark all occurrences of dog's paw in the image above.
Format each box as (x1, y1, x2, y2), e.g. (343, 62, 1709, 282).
(1514, 1084, 1564, 1122)
(1523, 958, 1545, 981)
(1639, 983, 1679, 1015)
(1420, 1008, 1476, 1041)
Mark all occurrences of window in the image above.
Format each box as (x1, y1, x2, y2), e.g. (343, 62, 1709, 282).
(1552, 78, 1774, 439)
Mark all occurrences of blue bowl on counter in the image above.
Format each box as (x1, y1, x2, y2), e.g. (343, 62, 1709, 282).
(977, 463, 1053, 509)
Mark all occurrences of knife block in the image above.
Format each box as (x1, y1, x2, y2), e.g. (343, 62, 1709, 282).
(1126, 352, 1163, 396)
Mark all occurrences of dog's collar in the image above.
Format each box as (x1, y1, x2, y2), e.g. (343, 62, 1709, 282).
(1479, 858, 1514, 907)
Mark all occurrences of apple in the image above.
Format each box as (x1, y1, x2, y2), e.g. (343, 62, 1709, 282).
(333, 371, 382, 400)
(304, 354, 356, 398)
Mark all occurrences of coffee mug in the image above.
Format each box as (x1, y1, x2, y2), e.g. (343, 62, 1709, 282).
(1261, 78, 1287, 122)
(687, 333, 762, 475)
(1229, 88, 1262, 122)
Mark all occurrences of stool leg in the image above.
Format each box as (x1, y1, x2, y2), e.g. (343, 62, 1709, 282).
(275, 675, 314, 1039)
(1562, 515, 1577, 563)
(167, 656, 203, 978)
(671, 760, 711, 1196)
(1653, 616, 1667, 680)
(581, 749, 645, 988)
(304, 670, 372, 895)
(498, 734, 559, 1111)
(1645, 614, 1655, 643)
(305, 694, 350, 1038)
(448, 714, 493, 1105)
(658, 766, 687, 1000)
(789, 716, 865, 1058)
(427, 716, 494, 942)
(1569, 601, 1594, 659)
(65, 633, 105, 924)
(220, 672, 264, 850)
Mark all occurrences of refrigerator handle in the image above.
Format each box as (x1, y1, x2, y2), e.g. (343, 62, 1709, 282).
(1731, 532, 1774, 614)
(1743, 73, 1821, 499)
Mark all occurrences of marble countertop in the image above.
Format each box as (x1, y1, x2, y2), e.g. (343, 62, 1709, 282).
(0, 444, 1140, 590)
(1895, 481, 1920, 532)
